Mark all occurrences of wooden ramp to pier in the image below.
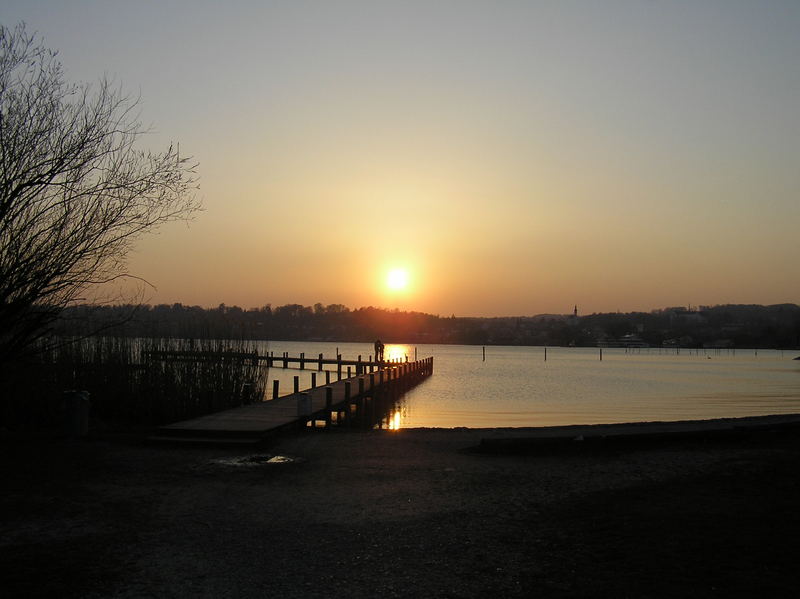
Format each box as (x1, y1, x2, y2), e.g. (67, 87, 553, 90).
(153, 357, 433, 444)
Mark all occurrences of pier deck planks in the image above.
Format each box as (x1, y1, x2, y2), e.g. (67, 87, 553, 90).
(154, 358, 432, 442)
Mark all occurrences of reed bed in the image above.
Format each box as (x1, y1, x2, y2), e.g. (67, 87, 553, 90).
(2, 337, 269, 429)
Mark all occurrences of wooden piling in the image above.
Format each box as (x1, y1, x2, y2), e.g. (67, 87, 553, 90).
(344, 382, 351, 427)
(293, 375, 299, 394)
(272, 379, 279, 400)
(325, 387, 332, 427)
(311, 372, 316, 388)
(358, 377, 365, 425)
(358, 376, 367, 427)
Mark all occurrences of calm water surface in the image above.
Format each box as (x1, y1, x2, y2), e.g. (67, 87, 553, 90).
(258, 341, 800, 428)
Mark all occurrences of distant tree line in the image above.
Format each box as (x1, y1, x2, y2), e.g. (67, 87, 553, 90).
(51, 302, 800, 349)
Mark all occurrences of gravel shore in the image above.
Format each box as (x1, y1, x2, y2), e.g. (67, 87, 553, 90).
(3, 425, 800, 598)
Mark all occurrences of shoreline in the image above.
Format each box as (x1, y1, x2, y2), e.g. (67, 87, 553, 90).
(4, 416, 800, 597)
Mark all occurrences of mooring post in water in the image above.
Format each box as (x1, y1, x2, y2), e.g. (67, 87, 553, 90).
(272, 380, 279, 400)
(544, 347, 547, 361)
(318, 353, 323, 371)
(482, 346, 486, 361)
(325, 387, 333, 427)
(293, 375, 299, 394)
(300, 352, 305, 369)
(357, 355, 362, 374)
(347, 366, 352, 378)
(600, 348, 603, 361)
(311, 372, 316, 388)
(325, 370, 331, 385)
(337, 356, 342, 380)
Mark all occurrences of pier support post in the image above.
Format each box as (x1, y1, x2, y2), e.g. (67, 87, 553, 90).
(311, 372, 316, 388)
(344, 382, 352, 427)
(272, 380, 279, 400)
(325, 387, 333, 427)
(293, 376, 299, 394)
(358, 377, 365, 426)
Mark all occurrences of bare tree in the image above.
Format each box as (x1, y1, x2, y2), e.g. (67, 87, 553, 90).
(0, 23, 200, 363)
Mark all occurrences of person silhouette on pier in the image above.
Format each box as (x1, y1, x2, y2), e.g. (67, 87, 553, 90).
(374, 339, 385, 363)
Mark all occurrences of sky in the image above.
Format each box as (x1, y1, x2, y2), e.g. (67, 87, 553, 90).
(3, 1, 799, 317)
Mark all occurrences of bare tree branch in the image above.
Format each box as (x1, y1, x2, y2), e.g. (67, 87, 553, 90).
(0, 23, 201, 364)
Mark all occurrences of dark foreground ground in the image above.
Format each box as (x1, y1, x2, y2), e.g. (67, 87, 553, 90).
(3, 425, 800, 598)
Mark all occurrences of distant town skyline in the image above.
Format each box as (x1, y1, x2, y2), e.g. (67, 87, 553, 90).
(4, 1, 799, 317)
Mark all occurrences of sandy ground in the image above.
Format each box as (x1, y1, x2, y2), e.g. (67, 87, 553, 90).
(3, 426, 800, 598)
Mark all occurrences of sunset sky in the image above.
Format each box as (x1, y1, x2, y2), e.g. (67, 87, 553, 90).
(4, 1, 799, 316)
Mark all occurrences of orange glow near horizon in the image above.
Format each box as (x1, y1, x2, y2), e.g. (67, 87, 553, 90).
(22, 3, 797, 317)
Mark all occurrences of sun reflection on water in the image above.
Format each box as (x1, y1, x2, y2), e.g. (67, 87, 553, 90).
(384, 344, 413, 363)
(387, 410, 402, 430)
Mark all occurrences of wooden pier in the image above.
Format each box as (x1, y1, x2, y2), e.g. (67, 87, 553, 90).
(153, 357, 433, 443)
(146, 349, 402, 375)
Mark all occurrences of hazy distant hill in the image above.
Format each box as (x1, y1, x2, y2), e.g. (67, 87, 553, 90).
(52, 303, 800, 349)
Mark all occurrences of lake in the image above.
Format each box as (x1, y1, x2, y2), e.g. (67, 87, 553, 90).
(257, 341, 800, 428)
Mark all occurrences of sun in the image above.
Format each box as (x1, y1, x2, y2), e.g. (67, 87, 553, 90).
(386, 268, 410, 291)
